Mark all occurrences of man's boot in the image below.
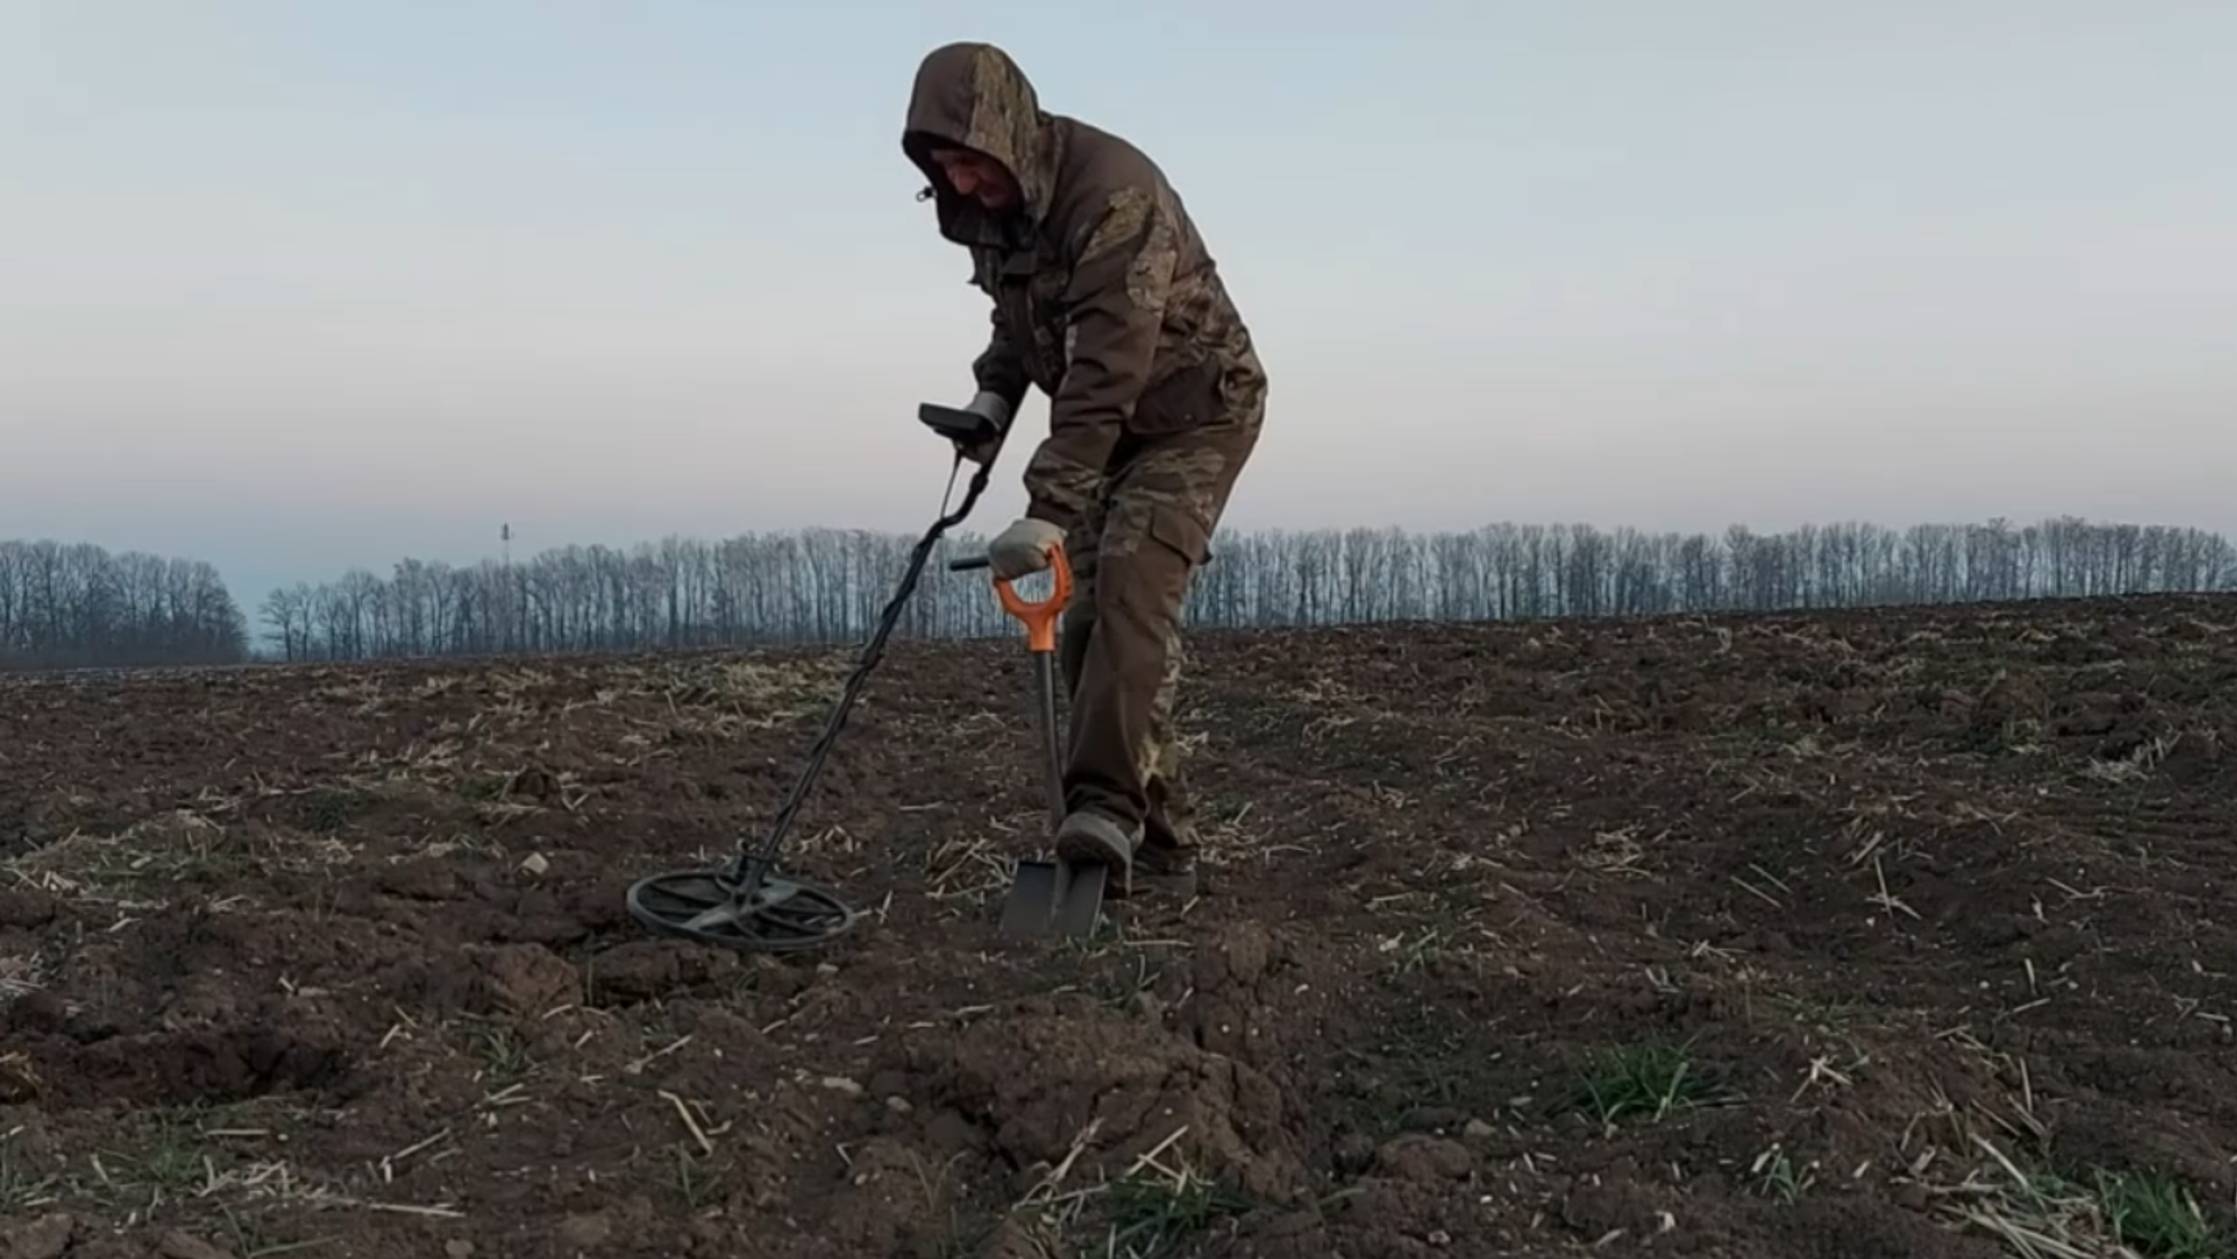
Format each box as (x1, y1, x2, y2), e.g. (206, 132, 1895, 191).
(1135, 786, 1201, 901)
(1130, 841, 1199, 901)
(1056, 807, 1199, 901)
(1055, 806, 1137, 888)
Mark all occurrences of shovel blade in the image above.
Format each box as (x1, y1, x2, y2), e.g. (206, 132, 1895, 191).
(1051, 859, 1108, 937)
(997, 858, 1108, 940)
(998, 861, 1059, 938)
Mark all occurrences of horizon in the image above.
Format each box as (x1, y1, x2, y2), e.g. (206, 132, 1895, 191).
(8, 506, 2236, 635)
(9, 509, 2230, 672)
(7, 3, 2235, 626)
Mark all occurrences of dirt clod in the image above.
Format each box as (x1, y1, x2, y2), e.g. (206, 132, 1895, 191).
(0, 889, 57, 928)
(554, 1215, 611, 1249)
(155, 1231, 235, 1259)
(5, 988, 69, 1034)
(468, 942, 580, 1017)
(586, 939, 741, 1004)
(2, 1214, 78, 1259)
(1375, 1135, 1474, 1182)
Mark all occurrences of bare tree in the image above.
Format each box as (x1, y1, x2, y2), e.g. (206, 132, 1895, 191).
(0, 539, 249, 670)
(247, 514, 2235, 664)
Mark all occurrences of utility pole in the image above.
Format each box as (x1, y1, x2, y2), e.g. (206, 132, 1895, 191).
(501, 523, 514, 652)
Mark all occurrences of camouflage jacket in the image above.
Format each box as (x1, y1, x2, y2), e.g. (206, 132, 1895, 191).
(902, 42, 1264, 532)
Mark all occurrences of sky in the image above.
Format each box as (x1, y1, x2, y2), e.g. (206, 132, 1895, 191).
(4, 0, 2233, 623)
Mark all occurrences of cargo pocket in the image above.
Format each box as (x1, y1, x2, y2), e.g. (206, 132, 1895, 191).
(1111, 502, 1209, 624)
(1146, 502, 1212, 567)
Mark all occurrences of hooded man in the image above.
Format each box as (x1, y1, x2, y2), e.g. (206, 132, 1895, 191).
(902, 41, 1265, 897)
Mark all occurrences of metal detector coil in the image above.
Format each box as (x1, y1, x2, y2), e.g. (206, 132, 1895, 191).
(626, 861, 858, 952)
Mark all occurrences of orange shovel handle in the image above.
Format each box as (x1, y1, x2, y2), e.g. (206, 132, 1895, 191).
(996, 542, 1072, 653)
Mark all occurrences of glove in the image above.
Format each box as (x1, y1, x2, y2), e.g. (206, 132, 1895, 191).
(988, 517, 1064, 580)
(952, 390, 1013, 465)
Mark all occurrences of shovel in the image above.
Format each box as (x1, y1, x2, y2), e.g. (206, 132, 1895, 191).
(949, 545, 1108, 939)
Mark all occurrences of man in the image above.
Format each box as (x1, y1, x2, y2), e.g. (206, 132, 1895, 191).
(902, 41, 1265, 897)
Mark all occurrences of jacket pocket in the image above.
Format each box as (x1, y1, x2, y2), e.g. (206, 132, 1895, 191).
(1127, 356, 1219, 436)
(999, 254, 1063, 388)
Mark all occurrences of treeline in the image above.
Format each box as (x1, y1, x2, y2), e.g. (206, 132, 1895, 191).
(257, 515, 2236, 662)
(0, 540, 250, 671)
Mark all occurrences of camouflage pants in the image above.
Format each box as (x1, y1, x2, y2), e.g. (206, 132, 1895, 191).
(1057, 387, 1262, 858)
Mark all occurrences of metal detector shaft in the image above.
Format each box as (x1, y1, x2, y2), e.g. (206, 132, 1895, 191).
(730, 454, 993, 879)
(949, 552, 1214, 572)
(628, 428, 1017, 954)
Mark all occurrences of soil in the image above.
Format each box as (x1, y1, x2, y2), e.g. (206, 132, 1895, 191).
(3, 593, 2234, 1258)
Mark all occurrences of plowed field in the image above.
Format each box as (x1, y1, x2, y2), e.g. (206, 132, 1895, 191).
(4, 595, 2234, 1258)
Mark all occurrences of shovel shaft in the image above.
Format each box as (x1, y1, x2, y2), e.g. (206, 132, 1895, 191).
(978, 539, 1103, 944)
(1035, 650, 1064, 829)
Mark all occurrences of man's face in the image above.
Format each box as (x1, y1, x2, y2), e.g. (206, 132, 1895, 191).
(929, 148, 1020, 211)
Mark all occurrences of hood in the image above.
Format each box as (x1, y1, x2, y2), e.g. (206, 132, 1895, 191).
(902, 42, 1059, 248)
